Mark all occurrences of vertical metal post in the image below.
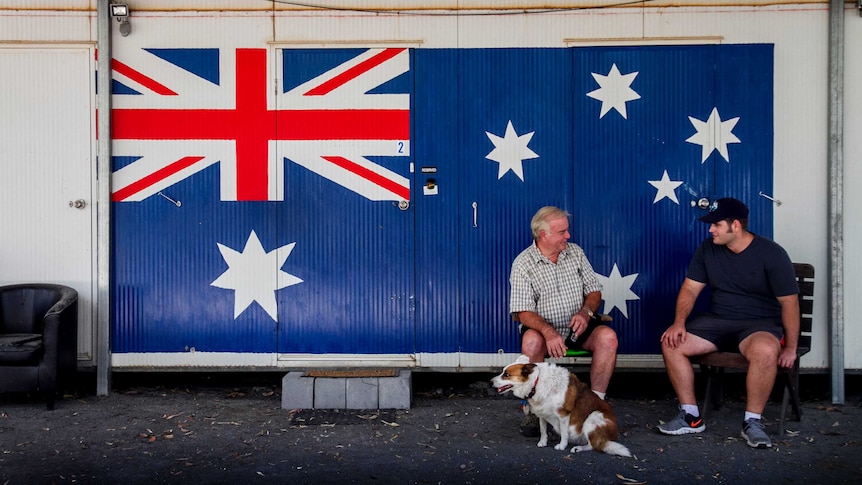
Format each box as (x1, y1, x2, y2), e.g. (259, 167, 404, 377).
(96, 0, 113, 396)
(827, 0, 845, 405)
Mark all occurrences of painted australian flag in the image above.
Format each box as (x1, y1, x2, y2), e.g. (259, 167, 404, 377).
(111, 45, 773, 356)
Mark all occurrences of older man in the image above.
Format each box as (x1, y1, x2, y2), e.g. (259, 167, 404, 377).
(509, 206, 619, 401)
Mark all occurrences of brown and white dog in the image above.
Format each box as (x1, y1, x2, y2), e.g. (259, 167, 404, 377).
(491, 355, 632, 457)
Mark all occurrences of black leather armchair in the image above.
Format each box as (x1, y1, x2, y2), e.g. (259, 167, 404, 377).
(0, 284, 78, 410)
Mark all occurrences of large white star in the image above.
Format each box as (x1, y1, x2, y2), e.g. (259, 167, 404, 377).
(211, 230, 303, 321)
(686, 107, 741, 163)
(648, 170, 684, 204)
(596, 264, 639, 318)
(586, 63, 641, 119)
(485, 120, 539, 181)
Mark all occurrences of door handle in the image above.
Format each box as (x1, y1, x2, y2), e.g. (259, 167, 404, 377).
(472, 202, 478, 227)
(68, 199, 86, 209)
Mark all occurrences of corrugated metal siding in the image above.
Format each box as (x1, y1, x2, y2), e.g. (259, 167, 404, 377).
(5, 2, 851, 370)
(412, 48, 462, 353)
(456, 48, 575, 353)
(572, 44, 774, 353)
(109, 43, 774, 357)
(412, 48, 574, 354)
(113, 171, 283, 353)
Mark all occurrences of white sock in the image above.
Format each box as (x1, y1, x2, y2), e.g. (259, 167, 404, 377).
(681, 404, 700, 417)
(744, 411, 762, 422)
(592, 390, 606, 400)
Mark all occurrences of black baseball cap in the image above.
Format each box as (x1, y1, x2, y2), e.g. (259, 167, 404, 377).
(699, 197, 749, 224)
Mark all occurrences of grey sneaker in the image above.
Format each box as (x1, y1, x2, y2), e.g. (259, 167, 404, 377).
(741, 418, 772, 448)
(657, 409, 706, 435)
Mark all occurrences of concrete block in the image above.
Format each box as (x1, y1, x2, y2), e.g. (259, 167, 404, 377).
(281, 372, 313, 409)
(314, 377, 346, 409)
(379, 370, 411, 409)
(346, 377, 379, 409)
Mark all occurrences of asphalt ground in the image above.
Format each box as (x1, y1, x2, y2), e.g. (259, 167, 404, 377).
(1, 370, 860, 484)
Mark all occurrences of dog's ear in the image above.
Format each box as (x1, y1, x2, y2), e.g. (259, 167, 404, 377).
(522, 363, 537, 376)
(516, 354, 530, 364)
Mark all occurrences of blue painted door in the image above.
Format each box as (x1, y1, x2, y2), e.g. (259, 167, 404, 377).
(412, 48, 574, 353)
(572, 44, 774, 354)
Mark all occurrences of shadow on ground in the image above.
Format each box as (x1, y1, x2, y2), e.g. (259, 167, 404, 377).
(1, 370, 860, 484)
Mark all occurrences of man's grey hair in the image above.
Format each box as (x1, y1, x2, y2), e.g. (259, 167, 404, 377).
(531, 206, 570, 240)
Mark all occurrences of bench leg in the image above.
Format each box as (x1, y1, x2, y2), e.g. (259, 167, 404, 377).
(779, 364, 803, 433)
(700, 365, 725, 419)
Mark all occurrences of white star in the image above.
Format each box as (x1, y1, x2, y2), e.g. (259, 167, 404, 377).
(586, 64, 641, 119)
(485, 120, 539, 181)
(686, 107, 741, 163)
(648, 170, 684, 204)
(595, 264, 639, 318)
(211, 230, 303, 321)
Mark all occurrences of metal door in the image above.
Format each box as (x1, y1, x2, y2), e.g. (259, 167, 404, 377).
(572, 44, 774, 354)
(0, 47, 95, 362)
(412, 48, 574, 353)
(275, 48, 414, 354)
(111, 47, 414, 355)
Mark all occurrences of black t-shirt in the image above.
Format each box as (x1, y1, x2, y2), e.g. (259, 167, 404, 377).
(686, 234, 798, 320)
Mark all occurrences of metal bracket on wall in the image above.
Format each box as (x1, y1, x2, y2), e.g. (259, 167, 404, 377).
(758, 191, 782, 206)
(158, 192, 181, 207)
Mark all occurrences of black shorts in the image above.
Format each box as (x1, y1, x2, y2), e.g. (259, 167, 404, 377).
(519, 315, 605, 351)
(687, 314, 784, 352)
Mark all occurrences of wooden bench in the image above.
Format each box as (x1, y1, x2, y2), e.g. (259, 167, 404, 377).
(690, 263, 815, 433)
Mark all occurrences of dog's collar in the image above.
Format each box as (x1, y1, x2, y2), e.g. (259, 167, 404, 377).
(526, 369, 539, 399)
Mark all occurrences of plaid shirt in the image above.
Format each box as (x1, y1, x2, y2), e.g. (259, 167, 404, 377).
(509, 242, 603, 332)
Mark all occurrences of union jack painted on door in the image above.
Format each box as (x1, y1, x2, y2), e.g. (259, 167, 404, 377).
(111, 47, 414, 353)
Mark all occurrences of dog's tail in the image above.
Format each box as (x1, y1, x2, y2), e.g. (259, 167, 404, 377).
(602, 441, 632, 458)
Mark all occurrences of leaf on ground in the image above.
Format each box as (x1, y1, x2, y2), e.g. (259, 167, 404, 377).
(163, 412, 185, 420)
(616, 473, 646, 484)
(816, 405, 844, 413)
(382, 420, 399, 427)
